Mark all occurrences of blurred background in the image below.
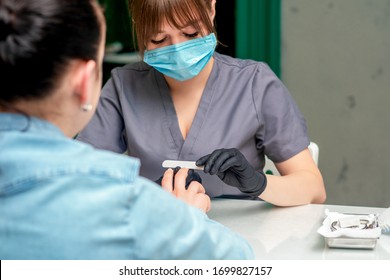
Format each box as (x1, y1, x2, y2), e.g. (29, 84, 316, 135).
(98, 0, 390, 207)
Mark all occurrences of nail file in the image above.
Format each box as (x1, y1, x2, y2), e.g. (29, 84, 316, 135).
(162, 160, 204, 171)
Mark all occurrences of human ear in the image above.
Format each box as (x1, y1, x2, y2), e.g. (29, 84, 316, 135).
(73, 60, 97, 111)
(210, 0, 216, 21)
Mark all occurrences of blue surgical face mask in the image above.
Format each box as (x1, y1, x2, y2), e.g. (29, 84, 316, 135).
(143, 33, 217, 81)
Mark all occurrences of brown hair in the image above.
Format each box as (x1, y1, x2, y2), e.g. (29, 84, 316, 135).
(129, 0, 216, 56)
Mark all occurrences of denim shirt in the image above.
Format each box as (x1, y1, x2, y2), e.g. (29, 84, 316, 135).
(0, 113, 254, 260)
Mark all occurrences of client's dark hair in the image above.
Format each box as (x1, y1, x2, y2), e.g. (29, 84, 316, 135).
(0, 0, 103, 102)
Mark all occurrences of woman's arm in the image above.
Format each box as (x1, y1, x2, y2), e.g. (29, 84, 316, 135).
(260, 148, 326, 206)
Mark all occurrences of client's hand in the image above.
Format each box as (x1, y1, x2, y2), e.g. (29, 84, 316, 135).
(155, 167, 202, 189)
(161, 168, 211, 213)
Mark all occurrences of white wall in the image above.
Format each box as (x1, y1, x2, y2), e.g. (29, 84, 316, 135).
(282, 0, 390, 207)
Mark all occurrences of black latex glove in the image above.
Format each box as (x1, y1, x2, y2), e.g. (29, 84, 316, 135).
(196, 148, 267, 197)
(154, 167, 202, 189)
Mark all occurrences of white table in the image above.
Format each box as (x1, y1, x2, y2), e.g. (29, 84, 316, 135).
(208, 199, 390, 259)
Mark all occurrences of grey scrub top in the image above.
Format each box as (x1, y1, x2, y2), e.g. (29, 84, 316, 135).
(77, 52, 310, 198)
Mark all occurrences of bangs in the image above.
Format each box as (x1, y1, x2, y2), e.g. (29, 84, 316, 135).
(132, 0, 215, 55)
(164, 0, 205, 34)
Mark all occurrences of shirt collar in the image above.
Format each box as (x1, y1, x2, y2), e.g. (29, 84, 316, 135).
(0, 113, 63, 137)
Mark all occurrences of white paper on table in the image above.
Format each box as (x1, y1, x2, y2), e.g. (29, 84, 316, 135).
(317, 209, 382, 239)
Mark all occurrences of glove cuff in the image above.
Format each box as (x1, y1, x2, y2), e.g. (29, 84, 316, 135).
(241, 172, 267, 198)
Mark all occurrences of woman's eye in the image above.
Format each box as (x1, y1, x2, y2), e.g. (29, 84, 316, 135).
(185, 32, 199, 38)
(151, 38, 166, 45)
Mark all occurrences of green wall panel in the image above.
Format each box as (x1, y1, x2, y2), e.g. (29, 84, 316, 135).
(236, 0, 281, 77)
